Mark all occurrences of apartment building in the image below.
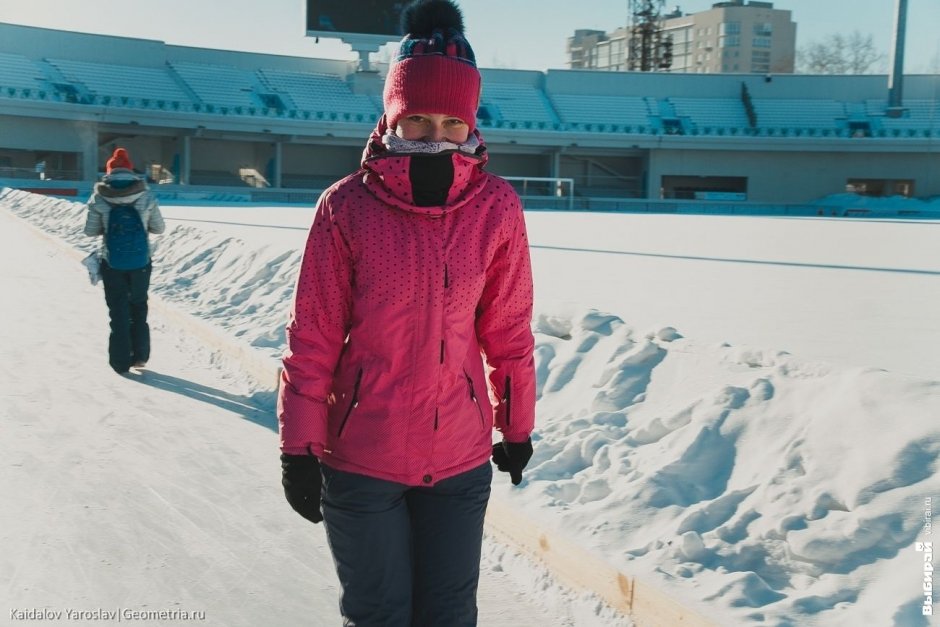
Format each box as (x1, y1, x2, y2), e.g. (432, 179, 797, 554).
(568, 1, 796, 74)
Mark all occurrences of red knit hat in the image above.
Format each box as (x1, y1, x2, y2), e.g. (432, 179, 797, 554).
(383, 0, 481, 133)
(106, 148, 133, 174)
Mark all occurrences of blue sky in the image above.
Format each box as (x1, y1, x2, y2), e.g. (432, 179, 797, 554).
(3, 0, 939, 72)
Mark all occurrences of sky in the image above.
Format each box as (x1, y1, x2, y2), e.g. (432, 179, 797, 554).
(2, 187, 938, 625)
(2, 0, 939, 72)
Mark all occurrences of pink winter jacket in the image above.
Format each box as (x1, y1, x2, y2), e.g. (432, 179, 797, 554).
(278, 123, 536, 486)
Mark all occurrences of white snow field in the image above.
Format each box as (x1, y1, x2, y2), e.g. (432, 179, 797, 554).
(2, 187, 939, 626)
(0, 204, 623, 627)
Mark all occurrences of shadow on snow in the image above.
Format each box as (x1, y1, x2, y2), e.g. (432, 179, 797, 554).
(129, 369, 277, 431)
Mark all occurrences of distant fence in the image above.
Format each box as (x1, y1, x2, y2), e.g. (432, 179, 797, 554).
(0, 166, 83, 181)
(550, 197, 829, 216)
(2, 179, 938, 219)
(506, 176, 575, 211)
(520, 196, 940, 219)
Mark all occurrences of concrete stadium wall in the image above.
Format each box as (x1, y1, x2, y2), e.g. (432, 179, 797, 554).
(0, 23, 168, 67)
(164, 44, 352, 75)
(190, 139, 270, 171)
(0, 115, 91, 152)
(96, 136, 178, 174)
(282, 143, 360, 171)
(649, 149, 940, 202)
(282, 144, 361, 179)
(0, 22, 352, 76)
(544, 68, 940, 101)
(744, 72, 940, 101)
(480, 68, 546, 87)
(487, 152, 553, 179)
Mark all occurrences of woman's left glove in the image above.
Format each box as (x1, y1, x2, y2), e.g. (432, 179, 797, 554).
(280, 453, 324, 524)
(492, 438, 534, 486)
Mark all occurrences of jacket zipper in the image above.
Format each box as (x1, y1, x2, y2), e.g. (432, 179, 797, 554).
(337, 368, 363, 437)
(465, 372, 485, 427)
(504, 376, 512, 427)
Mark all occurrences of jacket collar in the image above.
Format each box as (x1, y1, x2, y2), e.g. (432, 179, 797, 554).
(94, 177, 146, 205)
(360, 116, 489, 217)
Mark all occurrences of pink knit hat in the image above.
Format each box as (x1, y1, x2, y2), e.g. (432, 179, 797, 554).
(383, 0, 481, 132)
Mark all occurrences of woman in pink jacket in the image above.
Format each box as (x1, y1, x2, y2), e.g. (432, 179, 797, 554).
(278, 1, 536, 624)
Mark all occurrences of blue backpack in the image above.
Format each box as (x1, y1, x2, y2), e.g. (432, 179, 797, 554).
(105, 203, 149, 270)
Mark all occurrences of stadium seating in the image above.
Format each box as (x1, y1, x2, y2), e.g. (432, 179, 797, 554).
(257, 68, 379, 121)
(0, 52, 47, 92)
(9, 49, 936, 140)
(170, 61, 264, 109)
(750, 98, 846, 133)
(5, 54, 937, 141)
(549, 93, 652, 129)
(867, 99, 940, 130)
(669, 97, 750, 134)
(480, 82, 558, 127)
(47, 58, 191, 106)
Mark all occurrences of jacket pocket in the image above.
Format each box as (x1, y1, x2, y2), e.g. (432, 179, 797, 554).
(464, 371, 486, 429)
(337, 368, 363, 438)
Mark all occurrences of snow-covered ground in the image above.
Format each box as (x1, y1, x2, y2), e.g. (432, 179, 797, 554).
(0, 201, 623, 627)
(2, 187, 939, 626)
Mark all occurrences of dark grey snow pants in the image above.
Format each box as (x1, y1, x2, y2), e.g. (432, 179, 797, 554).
(320, 461, 492, 627)
(101, 260, 152, 373)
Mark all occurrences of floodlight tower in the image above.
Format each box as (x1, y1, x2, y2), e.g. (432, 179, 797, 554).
(886, 0, 909, 115)
(627, 0, 673, 72)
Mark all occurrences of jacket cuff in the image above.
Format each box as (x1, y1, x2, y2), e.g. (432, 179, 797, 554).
(501, 431, 532, 444)
(277, 387, 328, 455)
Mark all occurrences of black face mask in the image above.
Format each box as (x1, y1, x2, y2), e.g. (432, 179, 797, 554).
(409, 153, 454, 207)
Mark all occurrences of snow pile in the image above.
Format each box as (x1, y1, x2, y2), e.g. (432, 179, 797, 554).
(4, 187, 938, 626)
(525, 308, 938, 625)
(0, 190, 301, 355)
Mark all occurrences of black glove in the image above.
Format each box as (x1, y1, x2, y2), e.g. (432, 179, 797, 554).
(492, 438, 533, 486)
(280, 453, 323, 524)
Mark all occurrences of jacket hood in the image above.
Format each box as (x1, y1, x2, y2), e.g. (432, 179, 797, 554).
(360, 115, 490, 217)
(93, 177, 147, 205)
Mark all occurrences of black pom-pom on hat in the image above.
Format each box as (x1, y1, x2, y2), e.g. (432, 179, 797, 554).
(393, 0, 475, 66)
(400, 0, 466, 37)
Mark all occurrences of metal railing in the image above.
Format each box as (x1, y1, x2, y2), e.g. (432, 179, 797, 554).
(0, 166, 83, 181)
(504, 176, 575, 211)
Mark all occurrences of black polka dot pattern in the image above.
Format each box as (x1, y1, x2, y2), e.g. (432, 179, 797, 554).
(278, 134, 537, 487)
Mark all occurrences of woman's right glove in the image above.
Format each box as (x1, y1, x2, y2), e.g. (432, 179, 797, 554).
(491, 438, 534, 486)
(280, 453, 323, 524)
